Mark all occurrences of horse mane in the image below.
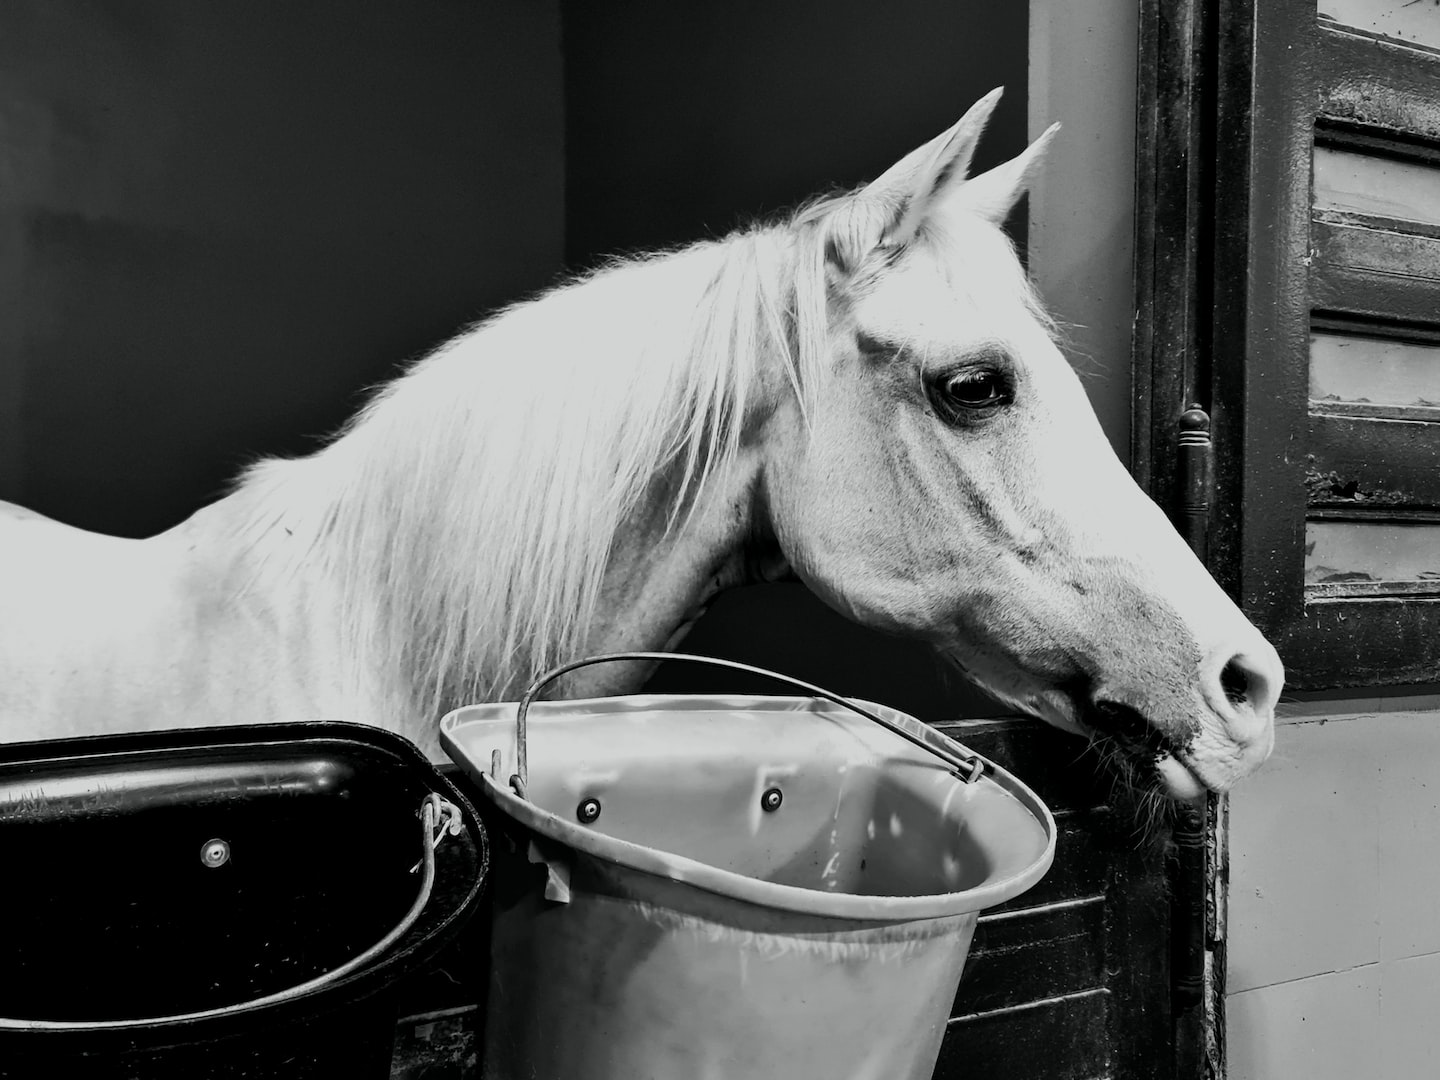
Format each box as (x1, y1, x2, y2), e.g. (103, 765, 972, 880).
(232, 207, 844, 718)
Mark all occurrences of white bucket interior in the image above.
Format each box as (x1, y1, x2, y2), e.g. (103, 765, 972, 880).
(442, 694, 1053, 916)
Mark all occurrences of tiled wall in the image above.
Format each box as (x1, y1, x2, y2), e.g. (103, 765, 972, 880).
(1228, 697, 1440, 1078)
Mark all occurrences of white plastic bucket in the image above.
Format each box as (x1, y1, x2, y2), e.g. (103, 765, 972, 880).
(441, 653, 1055, 1080)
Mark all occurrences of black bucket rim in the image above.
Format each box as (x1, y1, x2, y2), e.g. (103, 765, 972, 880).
(0, 721, 489, 1049)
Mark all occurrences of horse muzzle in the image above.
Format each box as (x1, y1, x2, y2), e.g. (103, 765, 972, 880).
(1084, 635, 1282, 799)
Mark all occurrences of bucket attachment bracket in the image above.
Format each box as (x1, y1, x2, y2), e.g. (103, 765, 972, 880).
(410, 793, 463, 873)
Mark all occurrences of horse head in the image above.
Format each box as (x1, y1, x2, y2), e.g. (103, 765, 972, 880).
(761, 90, 1282, 800)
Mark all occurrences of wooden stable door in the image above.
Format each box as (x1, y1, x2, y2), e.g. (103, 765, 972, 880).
(1136, 1, 1440, 1077)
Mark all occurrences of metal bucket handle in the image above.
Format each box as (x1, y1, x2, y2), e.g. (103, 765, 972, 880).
(2, 792, 463, 1032)
(509, 651, 985, 798)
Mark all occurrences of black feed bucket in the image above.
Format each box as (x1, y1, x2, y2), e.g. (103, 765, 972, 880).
(0, 723, 488, 1079)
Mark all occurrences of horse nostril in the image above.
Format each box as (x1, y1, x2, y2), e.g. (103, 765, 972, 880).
(1220, 658, 1251, 708)
(1209, 649, 1282, 748)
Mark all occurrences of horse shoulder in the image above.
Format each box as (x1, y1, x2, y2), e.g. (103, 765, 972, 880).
(0, 508, 220, 738)
(0, 500, 59, 525)
(0, 504, 144, 605)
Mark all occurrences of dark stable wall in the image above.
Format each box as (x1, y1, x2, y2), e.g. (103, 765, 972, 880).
(0, 0, 564, 538)
(563, 1, 1028, 718)
(564, 1, 1028, 265)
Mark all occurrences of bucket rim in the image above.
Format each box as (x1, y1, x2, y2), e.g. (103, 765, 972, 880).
(442, 695, 1055, 921)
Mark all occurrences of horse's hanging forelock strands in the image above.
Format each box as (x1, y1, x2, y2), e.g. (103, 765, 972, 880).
(0, 89, 1285, 798)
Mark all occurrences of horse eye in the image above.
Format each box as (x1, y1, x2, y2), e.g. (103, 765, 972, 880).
(930, 368, 1012, 422)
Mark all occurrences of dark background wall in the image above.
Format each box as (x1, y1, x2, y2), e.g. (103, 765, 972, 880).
(0, 0, 564, 539)
(0, 0, 1027, 719)
(562, 0, 1027, 267)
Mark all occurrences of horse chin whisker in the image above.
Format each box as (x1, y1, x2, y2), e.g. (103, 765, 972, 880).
(1082, 729, 1182, 848)
(1082, 697, 1187, 768)
(932, 654, 1177, 840)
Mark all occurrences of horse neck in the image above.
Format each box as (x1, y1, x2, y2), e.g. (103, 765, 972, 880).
(210, 229, 800, 723)
(553, 451, 786, 700)
(206, 443, 779, 724)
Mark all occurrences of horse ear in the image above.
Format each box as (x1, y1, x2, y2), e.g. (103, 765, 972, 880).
(826, 89, 1004, 269)
(945, 123, 1060, 225)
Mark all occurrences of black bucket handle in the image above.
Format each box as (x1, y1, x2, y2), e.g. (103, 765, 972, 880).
(509, 652, 985, 798)
(1, 793, 462, 1032)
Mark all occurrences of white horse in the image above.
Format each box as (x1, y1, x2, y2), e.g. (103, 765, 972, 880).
(0, 90, 1281, 799)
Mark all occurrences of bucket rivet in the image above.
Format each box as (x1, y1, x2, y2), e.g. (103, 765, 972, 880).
(761, 788, 783, 812)
(200, 838, 230, 868)
(577, 798, 601, 824)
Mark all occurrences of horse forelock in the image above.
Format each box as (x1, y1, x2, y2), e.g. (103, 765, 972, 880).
(792, 188, 1059, 357)
(229, 212, 841, 719)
